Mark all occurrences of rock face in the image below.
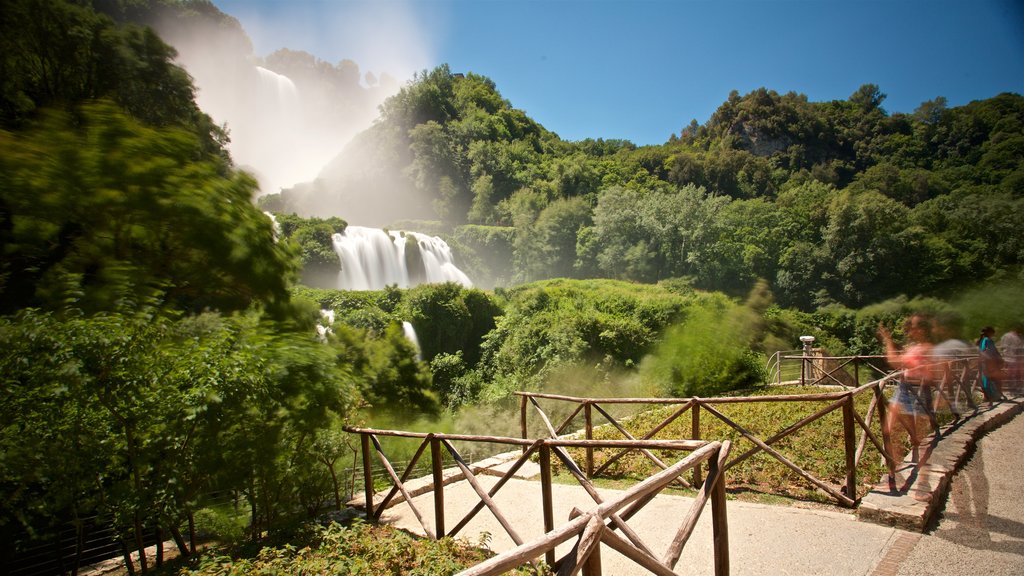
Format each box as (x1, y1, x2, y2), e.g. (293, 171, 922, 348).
(732, 120, 794, 157)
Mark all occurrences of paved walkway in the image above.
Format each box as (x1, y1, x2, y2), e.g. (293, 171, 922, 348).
(886, 400, 1024, 576)
(375, 397, 1024, 575)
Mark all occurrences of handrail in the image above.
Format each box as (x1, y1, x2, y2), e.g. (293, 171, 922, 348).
(516, 355, 982, 508)
(765, 349, 802, 385)
(343, 427, 732, 575)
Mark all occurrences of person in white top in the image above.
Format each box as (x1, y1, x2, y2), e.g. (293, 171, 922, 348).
(932, 311, 976, 414)
(998, 323, 1023, 393)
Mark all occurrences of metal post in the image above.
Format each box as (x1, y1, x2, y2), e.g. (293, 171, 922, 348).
(800, 336, 815, 386)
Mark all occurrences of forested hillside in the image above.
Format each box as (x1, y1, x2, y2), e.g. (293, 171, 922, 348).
(1, 0, 1022, 572)
(265, 68, 1023, 310)
(0, 0, 360, 566)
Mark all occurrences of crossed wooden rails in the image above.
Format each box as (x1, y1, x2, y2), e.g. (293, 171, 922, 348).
(343, 358, 980, 574)
(343, 426, 732, 575)
(517, 356, 981, 509)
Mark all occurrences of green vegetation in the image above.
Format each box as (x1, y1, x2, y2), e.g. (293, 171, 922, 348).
(1, 0, 1022, 574)
(177, 520, 539, 576)
(569, 386, 890, 504)
(267, 66, 1023, 309)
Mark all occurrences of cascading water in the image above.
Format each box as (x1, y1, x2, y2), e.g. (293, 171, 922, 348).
(255, 66, 300, 108)
(402, 321, 422, 360)
(333, 226, 472, 290)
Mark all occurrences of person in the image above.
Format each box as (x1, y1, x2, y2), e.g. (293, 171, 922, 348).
(977, 326, 1005, 402)
(932, 311, 976, 415)
(877, 313, 935, 466)
(998, 323, 1023, 393)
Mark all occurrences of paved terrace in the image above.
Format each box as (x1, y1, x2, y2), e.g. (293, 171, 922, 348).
(359, 395, 1024, 575)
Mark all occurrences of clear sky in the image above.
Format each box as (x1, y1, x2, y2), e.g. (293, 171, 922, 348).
(212, 0, 1024, 146)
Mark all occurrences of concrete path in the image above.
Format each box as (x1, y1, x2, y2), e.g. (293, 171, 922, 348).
(382, 477, 895, 575)
(892, 405, 1024, 576)
(376, 398, 1024, 575)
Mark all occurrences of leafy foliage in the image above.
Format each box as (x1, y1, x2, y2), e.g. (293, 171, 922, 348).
(180, 520, 538, 576)
(0, 0, 228, 156)
(268, 68, 1023, 309)
(475, 279, 699, 399)
(0, 100, 297, 315)
(639, 287, 769, 397)
(0, 309, 358, 556)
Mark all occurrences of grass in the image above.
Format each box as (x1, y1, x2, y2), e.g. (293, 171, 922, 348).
(551, 385, 897, 506)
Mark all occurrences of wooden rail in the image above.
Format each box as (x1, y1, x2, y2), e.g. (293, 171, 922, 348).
(517, 356, 981, 508)
(343, 427, 732, 575)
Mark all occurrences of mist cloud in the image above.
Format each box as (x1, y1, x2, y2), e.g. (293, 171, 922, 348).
(154, 1, 437, 199)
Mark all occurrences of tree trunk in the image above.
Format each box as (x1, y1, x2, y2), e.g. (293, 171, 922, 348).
(134, 513, 147, 573)
(169, 524, 190, 557)
(120, 539, 137, 576)
(327, 459, 342, 510)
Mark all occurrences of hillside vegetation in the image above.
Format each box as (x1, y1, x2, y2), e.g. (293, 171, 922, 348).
(0, 1, 1021, 573)
(266, 67, 1023, 310)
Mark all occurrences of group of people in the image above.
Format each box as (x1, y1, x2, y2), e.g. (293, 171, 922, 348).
(876, 312, 1022, 466)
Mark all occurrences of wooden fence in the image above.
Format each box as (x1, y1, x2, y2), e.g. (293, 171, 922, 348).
(343, 427, 732, 576)
(343, 355, 982, 574)
(518, 356, 981, 508)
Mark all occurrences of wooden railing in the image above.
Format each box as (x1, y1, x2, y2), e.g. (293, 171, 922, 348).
(517, 356, 981, 508)
(343, 427, 732, 575)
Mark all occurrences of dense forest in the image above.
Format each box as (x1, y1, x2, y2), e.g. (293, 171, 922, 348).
(1, 0, 1022, 572)
(266, 66, 1024, 310)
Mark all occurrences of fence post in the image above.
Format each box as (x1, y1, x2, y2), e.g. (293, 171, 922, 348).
(585, 402, 594, 478)
(361, 433, 374, 519)
(520, 394, 528, 454)
(540, 444, 555, 568)
(709, 443, 730, 576)
(583, 538, 603, 576)
(692, 402, 703, 486)
(842, 395, 857, 501)
(873, 383, 895, 478)
(431, 437, 445, 538)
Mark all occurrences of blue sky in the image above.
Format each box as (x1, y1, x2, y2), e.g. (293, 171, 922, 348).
(213, 0, 1024, 146)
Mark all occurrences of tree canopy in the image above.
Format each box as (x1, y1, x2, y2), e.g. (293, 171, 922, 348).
(266, 68, 1023, 309)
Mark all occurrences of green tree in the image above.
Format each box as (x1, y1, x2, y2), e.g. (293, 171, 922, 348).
(0, 309, 357, 564)
(527, 197, 592, 280)
(821, 190, 929, 306)
(0, 101, 298, 315)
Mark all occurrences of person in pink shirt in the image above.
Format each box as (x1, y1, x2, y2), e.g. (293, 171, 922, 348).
(878, 313, 936, 465)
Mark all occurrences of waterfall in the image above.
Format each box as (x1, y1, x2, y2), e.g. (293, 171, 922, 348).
(316, 309, 335, 341)
(402, 321, 422, 360)
(333, 226, 472, 290)
(254, 66, 300, 110)
(264, 211, 281, 241)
